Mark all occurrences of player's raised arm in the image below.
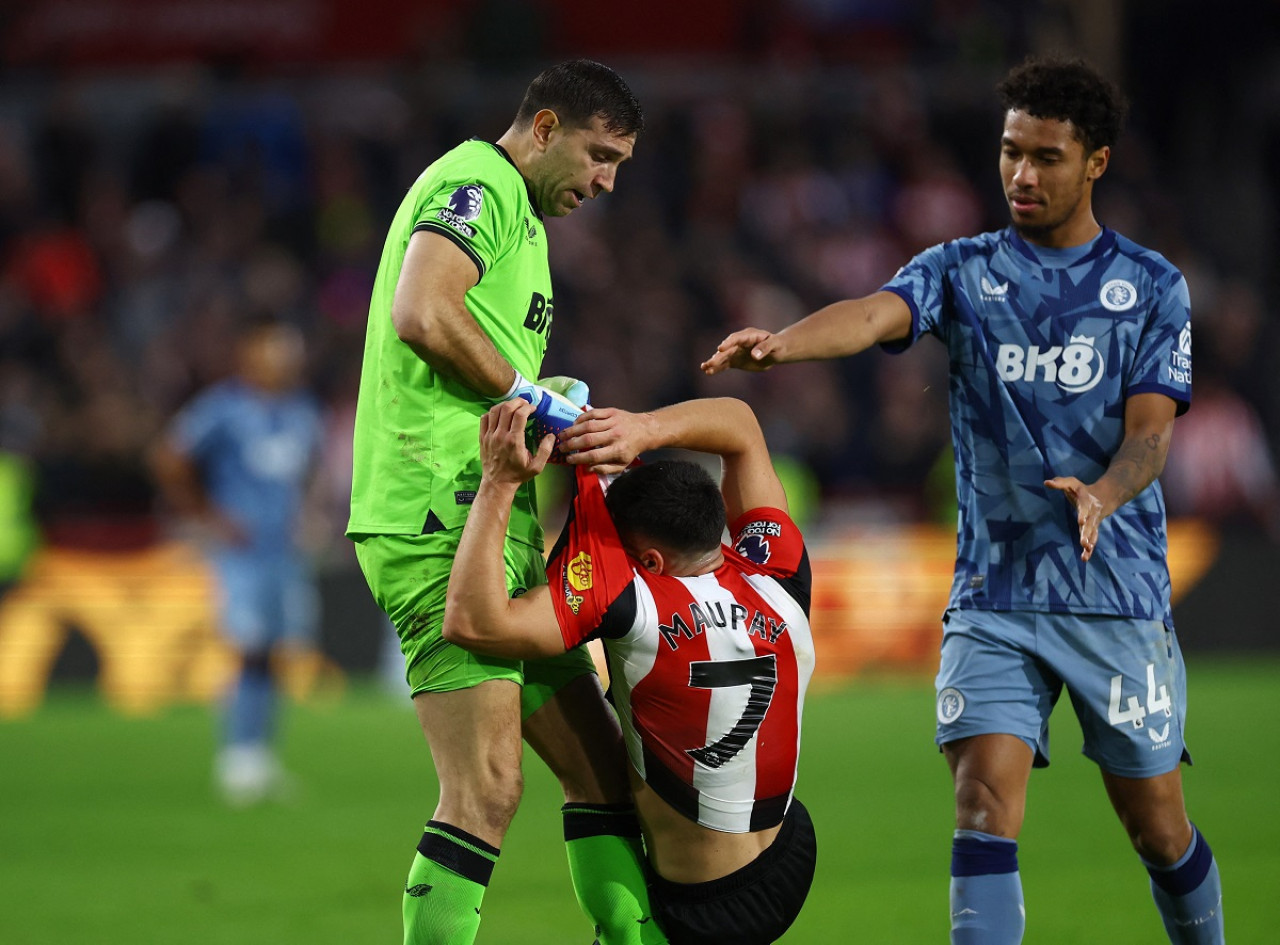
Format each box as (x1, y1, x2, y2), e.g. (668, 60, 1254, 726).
(700, 290, 913, 375)
(391, 229, 519, 397)
(441, 399, 568, 659)
(560, 397, 785, 519)
(392, 230, 594, 425)
(1045, 392, 1178, 561)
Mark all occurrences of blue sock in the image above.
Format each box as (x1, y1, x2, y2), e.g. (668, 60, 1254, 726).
(1144, 825, 1224, 944)
(225, 652, 276, 746)
(950, 829, 1024, 945)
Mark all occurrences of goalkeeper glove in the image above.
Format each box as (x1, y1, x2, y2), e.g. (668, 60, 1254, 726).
(536, 375, 591, 409)
(503, 372, 586, 462)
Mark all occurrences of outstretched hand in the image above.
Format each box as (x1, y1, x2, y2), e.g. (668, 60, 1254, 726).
(700, 328, 782, 375)
(1045, 476, 1105, 562)
(479, 400, 554, 485)
(559, 407, 658, 475)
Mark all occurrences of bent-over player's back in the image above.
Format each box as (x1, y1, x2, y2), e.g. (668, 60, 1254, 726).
(549, 466, 815, 884)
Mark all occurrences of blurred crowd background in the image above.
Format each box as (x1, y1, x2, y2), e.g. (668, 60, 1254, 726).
(0, 0, 1277, 683)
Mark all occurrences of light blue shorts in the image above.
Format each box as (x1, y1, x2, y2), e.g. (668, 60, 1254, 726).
(934, 608, 1191, 778)
(210, 551, 319, 652)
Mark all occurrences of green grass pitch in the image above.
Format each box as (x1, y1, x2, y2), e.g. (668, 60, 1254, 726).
(1, 657, 1275, 943)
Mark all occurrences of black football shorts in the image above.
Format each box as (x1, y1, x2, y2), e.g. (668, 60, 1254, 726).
(648, 797, 817, 945)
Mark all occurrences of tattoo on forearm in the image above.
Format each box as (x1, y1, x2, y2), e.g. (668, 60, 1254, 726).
(1107, 431, 1166, 504)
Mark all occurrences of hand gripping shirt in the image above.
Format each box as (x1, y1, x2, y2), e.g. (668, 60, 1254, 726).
(348, 140, 553, 543)
(881, 227, 1193, 621)
(548, 466, 816, 833)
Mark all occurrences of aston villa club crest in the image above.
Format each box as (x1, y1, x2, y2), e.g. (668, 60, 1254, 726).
(1099, 278, 1137, 312)
(937, 687, 965, 724)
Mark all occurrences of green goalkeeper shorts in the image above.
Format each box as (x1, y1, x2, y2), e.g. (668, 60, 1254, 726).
(352, 529, 595, 718)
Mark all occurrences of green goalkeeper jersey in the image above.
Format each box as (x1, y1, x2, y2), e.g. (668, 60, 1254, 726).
(347, 140, 552, 543)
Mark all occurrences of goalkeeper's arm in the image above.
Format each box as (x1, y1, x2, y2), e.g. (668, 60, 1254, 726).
(390, 231, 589, 437)
(390, 229, 521, 397)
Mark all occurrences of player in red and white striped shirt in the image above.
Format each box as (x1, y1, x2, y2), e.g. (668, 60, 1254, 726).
(444, 396, 816, 945)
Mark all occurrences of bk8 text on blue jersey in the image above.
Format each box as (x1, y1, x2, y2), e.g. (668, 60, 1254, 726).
(882, 227, 1191, 622)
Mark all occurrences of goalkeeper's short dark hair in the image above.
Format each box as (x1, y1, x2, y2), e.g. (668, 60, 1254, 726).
(605, 460, 724, 554)
(997, 55, 1129, 154)
(513, 59, 644, 137)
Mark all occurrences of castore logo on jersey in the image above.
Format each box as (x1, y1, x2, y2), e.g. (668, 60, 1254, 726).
(980, 275, 1009, 302)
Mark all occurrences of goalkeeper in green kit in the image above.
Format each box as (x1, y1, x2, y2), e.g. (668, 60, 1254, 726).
(346, 60, 661, 945)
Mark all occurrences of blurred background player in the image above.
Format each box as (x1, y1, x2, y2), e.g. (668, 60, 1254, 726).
(444, 395, 817, 945)
(152, 317, 324, 806)
(703, 56, 1224, 944)
(343, 60, 659, 945)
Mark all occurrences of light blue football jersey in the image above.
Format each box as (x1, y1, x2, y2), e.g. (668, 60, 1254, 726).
(882, 227, 1192, 621)
(170, 380, 324, 554)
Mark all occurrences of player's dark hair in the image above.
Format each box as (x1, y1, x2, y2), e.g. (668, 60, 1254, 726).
(513, 59, 644, 137)
(996, 55, 1129, 153)
(605, 460, 725, 554)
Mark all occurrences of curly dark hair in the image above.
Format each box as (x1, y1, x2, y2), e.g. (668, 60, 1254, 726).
(996, 55, 1129, 153)
(513, 59, 644, 137)
(604, 460, 725, 554)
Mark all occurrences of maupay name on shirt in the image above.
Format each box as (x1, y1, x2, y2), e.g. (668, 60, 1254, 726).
(657, 599, 791, 652)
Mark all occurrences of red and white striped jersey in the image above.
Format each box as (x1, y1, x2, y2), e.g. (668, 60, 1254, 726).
(548, 466, 815, 834)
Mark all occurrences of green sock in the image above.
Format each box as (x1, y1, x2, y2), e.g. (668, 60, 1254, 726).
(563, 803, 668, 945)
(403, 821, 500, 945)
